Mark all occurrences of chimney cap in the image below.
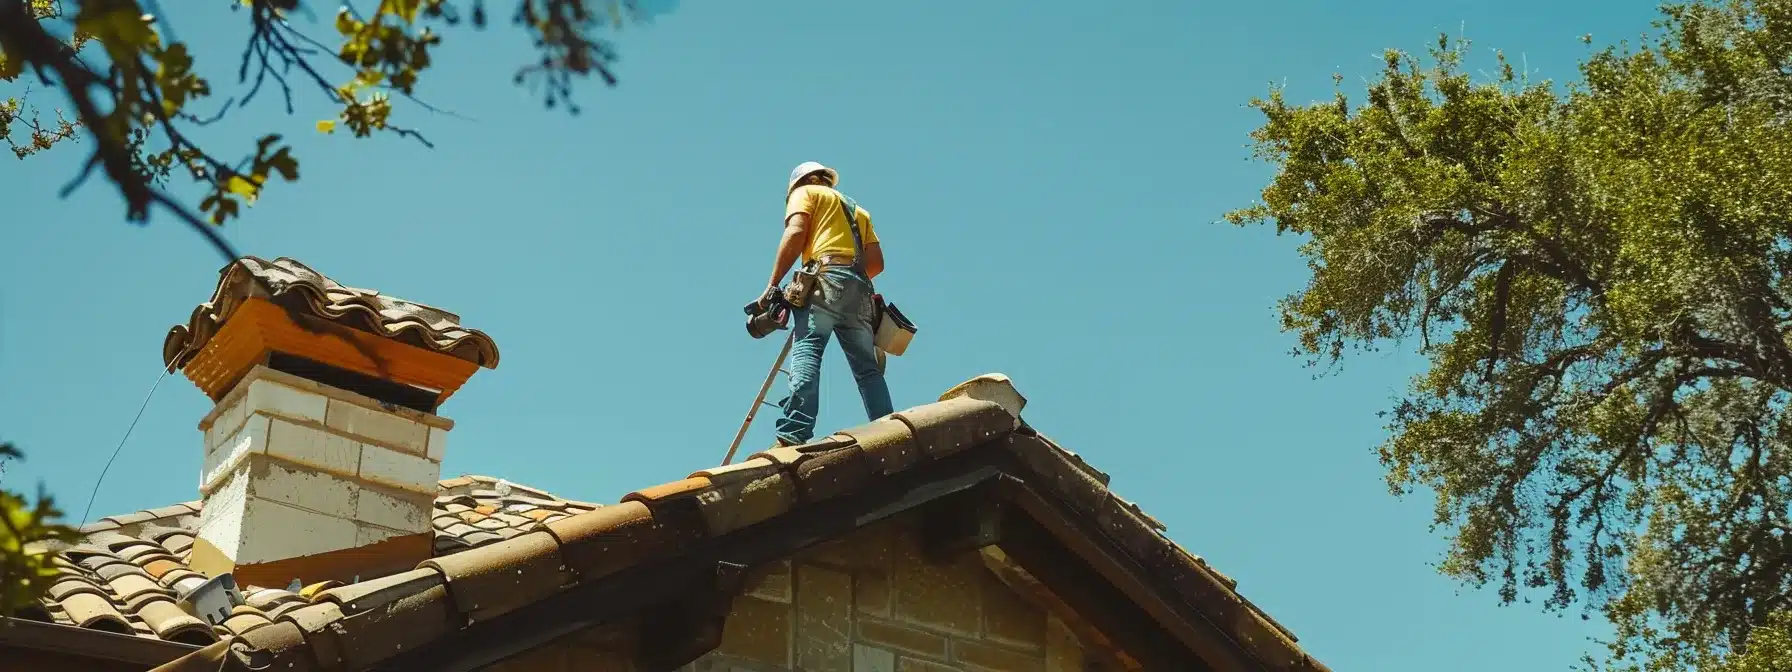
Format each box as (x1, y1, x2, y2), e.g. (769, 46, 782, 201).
(163, 256, 500, 372)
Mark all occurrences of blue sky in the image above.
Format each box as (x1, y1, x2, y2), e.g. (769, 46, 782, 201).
(2, 1, 1666, 669)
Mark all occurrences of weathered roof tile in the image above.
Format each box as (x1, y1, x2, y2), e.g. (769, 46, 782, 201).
(832, 417, 921, 474)
(461, 530, 503, 547)
(34, 474, 584, 653)
(221, 612, 274, 637)
(421, 530, 568, 623)
(101, 511, 159, 527)
(137, 598, 217, 645)
(622, 476, 711, 503)
(542, 501, 659, 582)
(334, 584, 455, 670)
(314, 567, 443, 614)
(792, 443, 874, 503)
(60, 592, 131, 632)
(693, 471, 797, 536)
(893, 396, 1015, 457)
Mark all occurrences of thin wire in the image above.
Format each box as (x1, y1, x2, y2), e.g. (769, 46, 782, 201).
(79, 365, 173, 528)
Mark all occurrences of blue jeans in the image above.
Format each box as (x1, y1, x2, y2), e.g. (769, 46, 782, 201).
(775, 267, 894, 444)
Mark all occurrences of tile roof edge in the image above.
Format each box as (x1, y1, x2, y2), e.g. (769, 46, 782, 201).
(0, 616, 201, 666)
(997, 430, 1328, 671)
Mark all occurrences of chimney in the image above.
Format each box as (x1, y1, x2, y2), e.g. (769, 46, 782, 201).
(163, 257, 499, 588)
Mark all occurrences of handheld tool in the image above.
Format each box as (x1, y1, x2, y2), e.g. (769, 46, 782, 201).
(743, 290, 791, 339)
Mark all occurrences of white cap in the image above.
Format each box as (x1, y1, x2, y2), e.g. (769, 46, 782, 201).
(787, 161, 839, 196)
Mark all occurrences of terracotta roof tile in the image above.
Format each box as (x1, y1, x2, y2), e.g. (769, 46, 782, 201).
(792, 443, 876, 502)
(136, 598, 216, 645)
(100, 511, 160, 527)
(95, 563, 148, 582)
(470, 517, 509, 531)
(622, 476, 711, 503)
(335, 584, 456, 669)
(421, 530, 569, 622)
(221, 612, 273, 637)
(159, 534, 195, 556)
(30, 474, 590, 653)
(60, 591, 131, 632)
(439, 522, 479, 538)
(541, 500, 659, 582)
(77, 520, 121, 535)
(833, 417, 922, 474)
(463, 530, 505, 547)
(242, 589, 301, 611)
(144, 505, 199, 521)
(162, 256, 500, 371)
(692, 469, 797, 537)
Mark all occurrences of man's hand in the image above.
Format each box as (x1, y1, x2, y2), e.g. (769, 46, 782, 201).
(753, 284, 780, 310)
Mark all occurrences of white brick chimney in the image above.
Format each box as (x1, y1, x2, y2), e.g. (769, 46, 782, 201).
(164, 256, 498, 587)
(188, 365, 451, 585)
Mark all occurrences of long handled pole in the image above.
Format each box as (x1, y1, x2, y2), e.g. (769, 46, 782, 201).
(722, 332, 794, 465)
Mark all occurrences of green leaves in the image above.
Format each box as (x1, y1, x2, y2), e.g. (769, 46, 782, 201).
(0, 443, 77, 619)
(333, 3, 443, 96)
(150, 42, 209, 119)
(1232, 1, 1792, 668)
(199, 134, 298, 224)
(1715, 611, 1792, 672)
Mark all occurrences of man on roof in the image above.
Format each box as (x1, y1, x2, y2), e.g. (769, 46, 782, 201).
(752, 161, 894, 447)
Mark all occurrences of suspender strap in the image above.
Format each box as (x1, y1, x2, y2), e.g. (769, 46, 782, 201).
(839, 195, 873, 287)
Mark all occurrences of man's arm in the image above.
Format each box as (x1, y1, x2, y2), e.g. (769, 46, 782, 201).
(864, 242, 884, 279)
(765, 212, 811, 290)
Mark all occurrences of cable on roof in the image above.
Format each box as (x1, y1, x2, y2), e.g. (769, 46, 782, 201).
(79, 364, 173, 529)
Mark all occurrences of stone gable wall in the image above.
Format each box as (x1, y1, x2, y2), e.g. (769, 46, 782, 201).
(484, 517, 1092, 672)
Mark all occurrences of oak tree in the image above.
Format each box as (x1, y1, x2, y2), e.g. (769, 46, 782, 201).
(1229, 0, 1792, 667)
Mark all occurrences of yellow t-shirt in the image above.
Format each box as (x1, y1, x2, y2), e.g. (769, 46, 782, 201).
(786, 184, 878, 265)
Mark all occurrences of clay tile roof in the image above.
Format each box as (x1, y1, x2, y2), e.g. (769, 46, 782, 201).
(28, 475, 583, 650)
(161, 256, 500, 371)
(71, 376, 1323, 672)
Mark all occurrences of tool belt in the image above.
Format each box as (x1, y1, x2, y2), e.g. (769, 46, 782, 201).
(783, 254, 859, 309)
(783, 266, 820, 309)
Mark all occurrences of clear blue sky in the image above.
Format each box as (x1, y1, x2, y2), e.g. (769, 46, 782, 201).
(2, 1, 1664, 669)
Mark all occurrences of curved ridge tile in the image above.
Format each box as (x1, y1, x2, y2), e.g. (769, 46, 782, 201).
(59, 591, 132, 633)
(138, 598, 220, 645)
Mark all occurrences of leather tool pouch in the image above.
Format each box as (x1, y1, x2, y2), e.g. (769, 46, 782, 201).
(785, 266, 819, 309)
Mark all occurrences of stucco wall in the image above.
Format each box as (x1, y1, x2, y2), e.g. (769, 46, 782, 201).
(483, 517, 1092, 672)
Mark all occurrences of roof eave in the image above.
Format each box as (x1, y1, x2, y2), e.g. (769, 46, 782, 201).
(374, 442, 1264, 672)
(0, 616, 202, 667)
